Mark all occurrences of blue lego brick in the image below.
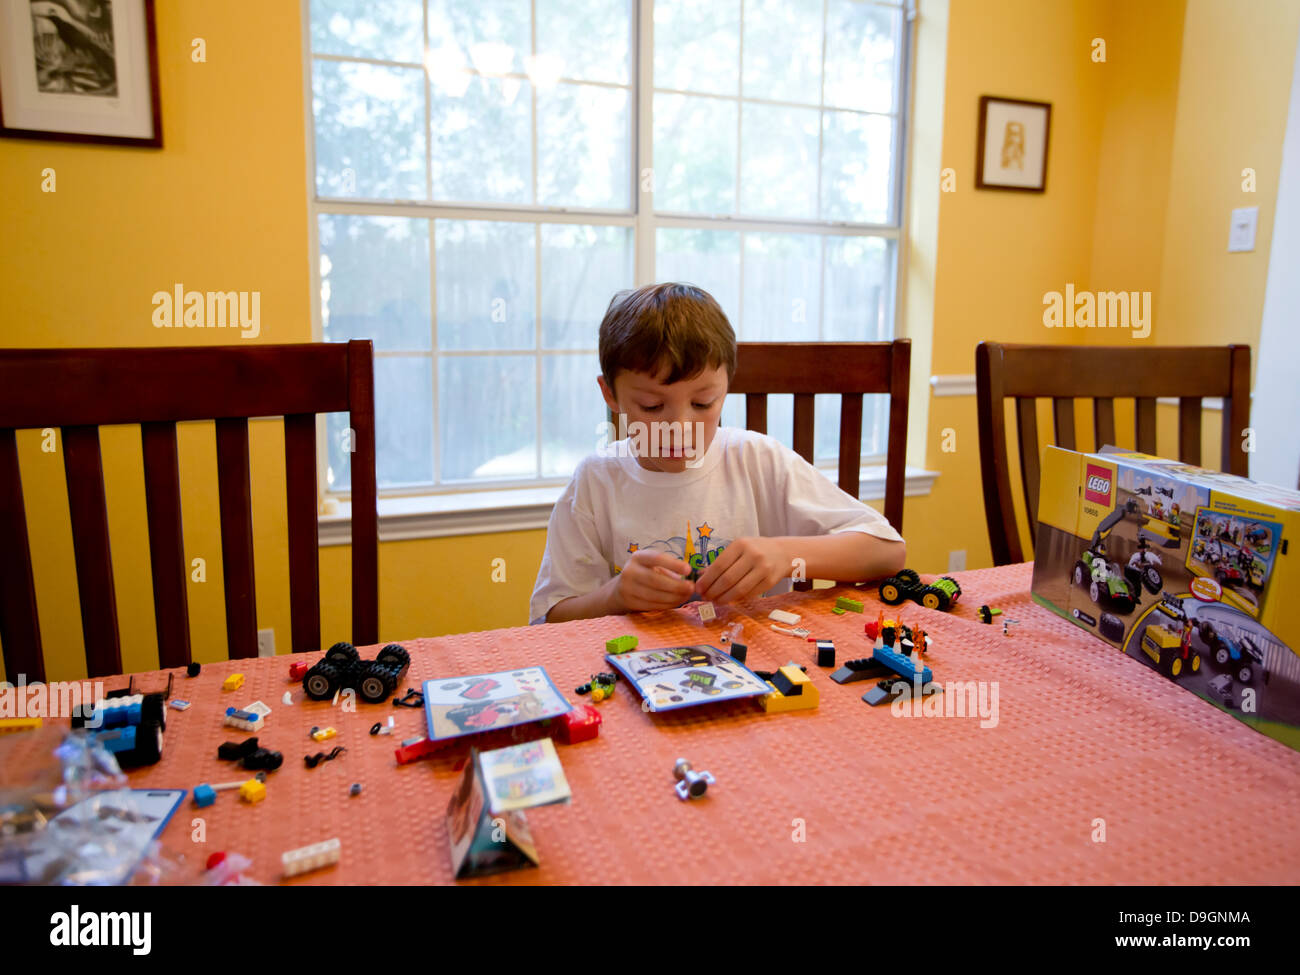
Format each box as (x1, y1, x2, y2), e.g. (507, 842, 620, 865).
(872, 644, 933, 684)
(97, 726, 137, 754)
(193, 784, 216, 808)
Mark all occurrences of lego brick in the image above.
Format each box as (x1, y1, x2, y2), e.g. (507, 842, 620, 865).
(768, 609, 801, 625)
(193, 784, 217, 807)
(239, 779, 266, 803)
(281, 838, 341, 878)
(727, 642, 748, 664)
(814, 639, 836, 667)
(225, 708, 265, 732)
(606, 635, 638, 654)
(288, 661, 309, 681)
(0, 718, 43, 734)
(761, 665, 819, 713)
(245, 700, 272, 717)
(697, 602, 716, 622)
(222, 674, 245, 692)
(169, 699, 191, 711)
(835, 596, 864, 613)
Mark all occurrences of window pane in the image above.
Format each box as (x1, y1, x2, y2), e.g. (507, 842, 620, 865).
(319, 215, 431, 351)
(654, 0, 740, 95)
(824, 0, 898, 114)
(537, 0, 631, 85)
(432, 76, 532, 203)
(311, 0, 424, 62)
(542, 353, 603, 476)
(436, 220, 535, 351)
(541, 225, 633, 349)
(824, 236, 891, 341)
(821, 111, 893, 223)
(742, 0, 823, 104)
(313, 60, 425, 200)
(428, 0, 529, 75)
(742, 233, 821, 340)
(439, 355, 537, 481)
(328, 357, 433, 490)
(538, 83, 631, 208)
(654, 94, 737, 213)
(740, 104, 819, 219)
(655, 229, 740, 329)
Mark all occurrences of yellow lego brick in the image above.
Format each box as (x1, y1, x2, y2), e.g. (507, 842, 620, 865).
(239, 779, 267, 803)
(0, 717, 43, 734)
(760, 664, 819, 713)
(223, 673, 245, 691)
(310, 727, 337, 742)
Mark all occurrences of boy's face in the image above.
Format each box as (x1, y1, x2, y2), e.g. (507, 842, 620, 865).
(598, 363, 729, 473)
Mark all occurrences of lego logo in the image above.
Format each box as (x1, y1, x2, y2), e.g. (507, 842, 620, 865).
(1191, 576, 1221, 602)
(1086, 475, 1111, 493)
(1084, 464, 1114, 505)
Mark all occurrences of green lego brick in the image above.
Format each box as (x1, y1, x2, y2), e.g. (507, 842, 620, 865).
(606, 635, 638, 654)
(832, 607, 846, 615)
(835, 596, 864, 613)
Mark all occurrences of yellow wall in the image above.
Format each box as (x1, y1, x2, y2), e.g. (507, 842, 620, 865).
(2, 0, 1296, 681)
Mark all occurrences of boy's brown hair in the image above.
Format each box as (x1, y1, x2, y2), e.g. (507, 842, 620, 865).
(598, 283, 737, 389)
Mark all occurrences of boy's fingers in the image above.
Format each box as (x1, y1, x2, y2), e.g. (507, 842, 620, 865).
(642, 551, 692, 576)
(711, 566, 769, 606)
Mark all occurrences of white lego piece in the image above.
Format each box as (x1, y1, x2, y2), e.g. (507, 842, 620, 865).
(282, 837, 341, 878)
(169, 699, 191, 711)
(282, 691, 293, 706)
(697, 601, 716, 622)
(245, 700, 272, 717)
(768, 609, 801, 625)
(770, 624, 811, 639)
(224, 710, 265, 732)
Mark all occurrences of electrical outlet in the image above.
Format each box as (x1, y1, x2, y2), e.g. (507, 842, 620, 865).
(947, 549, 967, 572)
(257, 629, 275, 657)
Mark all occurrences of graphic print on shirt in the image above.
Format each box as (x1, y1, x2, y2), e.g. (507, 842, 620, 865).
(613, 519, 731, 580)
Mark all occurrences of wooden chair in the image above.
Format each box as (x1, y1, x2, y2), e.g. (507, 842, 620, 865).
(0, 341, 378, 681)
(975, 341, 1251, 565)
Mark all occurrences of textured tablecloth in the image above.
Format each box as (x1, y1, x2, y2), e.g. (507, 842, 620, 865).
(5, 562, 1300, 885)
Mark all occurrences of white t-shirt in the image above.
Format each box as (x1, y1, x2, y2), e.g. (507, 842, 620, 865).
(529, 425, 904, 624)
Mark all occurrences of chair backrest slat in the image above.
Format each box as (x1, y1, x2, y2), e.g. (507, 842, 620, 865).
(1177, 397, 1203, 468)
(347, 346, 379, 647)
(0, 428, 44, 682)
(62, 425, 122, 677)
(284, 413, 322, 653)
(1015, 398, 1042, 548)
(745, 393, 767, 435)
(792, 393, 815, 463)
(215, 417, 257, 659)
(976, 342, 1252, 566)
(837, 394, 864, 501)
(1093, 396, 1117, 447)
(141, 421, 191, 669)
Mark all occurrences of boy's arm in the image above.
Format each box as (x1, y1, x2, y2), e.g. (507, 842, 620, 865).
(695, 531, 905, 604)
(544, 578, 623, 623)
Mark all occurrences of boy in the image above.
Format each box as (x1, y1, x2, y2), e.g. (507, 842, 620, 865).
(529, 283, 906, 625)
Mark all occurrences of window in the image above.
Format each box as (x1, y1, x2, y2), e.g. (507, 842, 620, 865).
(307, 0, 909, 496)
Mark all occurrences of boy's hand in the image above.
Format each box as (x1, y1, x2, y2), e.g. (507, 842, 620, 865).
(611, 550, 696, 613)
(695, 537, 791, 604)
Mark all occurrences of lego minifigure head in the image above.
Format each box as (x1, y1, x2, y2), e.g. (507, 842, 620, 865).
(597, 283, 736, 473)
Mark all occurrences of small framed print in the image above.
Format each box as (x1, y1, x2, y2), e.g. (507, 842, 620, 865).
(0, 0, 162, 148)
(976, 95, 1051, 192)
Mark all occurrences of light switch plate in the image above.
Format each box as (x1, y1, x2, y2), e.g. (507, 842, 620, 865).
(1228, 206, 1258, 252)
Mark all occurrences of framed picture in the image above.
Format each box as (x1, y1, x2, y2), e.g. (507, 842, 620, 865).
(0, 0, 162, 147)
(976, 95, 1050, 192)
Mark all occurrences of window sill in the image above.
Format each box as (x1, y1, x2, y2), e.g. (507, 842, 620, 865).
(317, 466, 939, 545)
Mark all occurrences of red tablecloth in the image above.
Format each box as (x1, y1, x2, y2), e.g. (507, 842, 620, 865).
(5, 563, 1300, 884)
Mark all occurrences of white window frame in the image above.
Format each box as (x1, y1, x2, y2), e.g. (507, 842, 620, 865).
(301, 0, 924, 541)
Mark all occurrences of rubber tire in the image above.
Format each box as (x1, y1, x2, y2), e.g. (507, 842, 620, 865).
(1142, 568, 1162, 595)
(141, 693, 167, 733)
(1238, 665, 1253, 684)
(325, 642, 359, 666)
(896, 569, 921, 586)
(123, 718, 163, 767)
(880, 581, 904, 605)
(376, 644, 410, 671)
(1215, 647, 1230, 666)
(304, 661, 341, 700)
(1170, 656, 1182, 678)
(1191, 655, 1200, 673)
(1090, 580, 1101, 603)
(1098, 614, 1126, 642)
(922, 590, 942, 610)
(1073, 563, 1086, 586)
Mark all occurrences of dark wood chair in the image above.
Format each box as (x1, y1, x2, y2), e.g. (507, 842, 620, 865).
(975, 341, 1251, 565)
(0, 341, 378, 681)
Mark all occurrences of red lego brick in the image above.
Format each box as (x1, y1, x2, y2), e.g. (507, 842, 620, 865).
(554, 704, 602, 745)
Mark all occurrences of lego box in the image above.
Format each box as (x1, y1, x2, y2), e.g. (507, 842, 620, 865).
(1031, 447, 1300, 752)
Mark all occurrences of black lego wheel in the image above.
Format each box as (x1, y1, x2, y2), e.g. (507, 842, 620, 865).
(357, 664, 393, 703)
(879, 580, 904, 605)
(376, 643, 410, 672)
(123, 719, 164, 767)
(895, 569, 922, 587)
(304, 662, 341, 700)
(1142, 567, 1162, 595)
(325, 642, 360, 666)
(141, 692, 167, 734)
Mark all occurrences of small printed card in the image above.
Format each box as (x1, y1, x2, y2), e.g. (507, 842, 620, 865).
(479, 739, 572, 814)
